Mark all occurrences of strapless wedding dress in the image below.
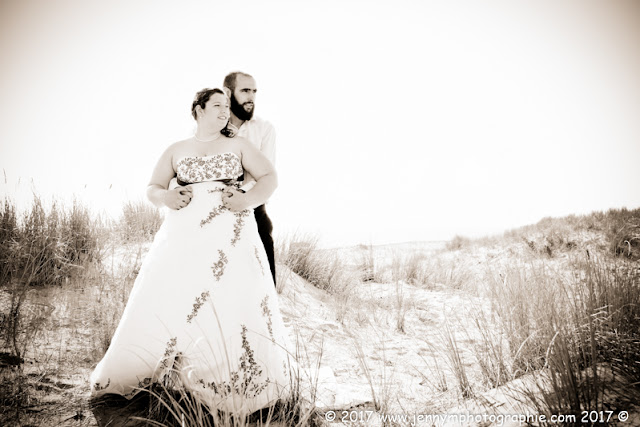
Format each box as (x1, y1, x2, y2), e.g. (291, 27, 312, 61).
(90, 152, 291, 414)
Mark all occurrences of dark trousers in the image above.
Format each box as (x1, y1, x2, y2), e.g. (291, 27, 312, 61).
(254, 205, 276, 286)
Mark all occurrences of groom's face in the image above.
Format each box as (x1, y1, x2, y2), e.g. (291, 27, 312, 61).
(230, 75, 257, 121)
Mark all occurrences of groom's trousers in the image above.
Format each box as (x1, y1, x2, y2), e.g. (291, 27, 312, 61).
(254, 204, 276, 286)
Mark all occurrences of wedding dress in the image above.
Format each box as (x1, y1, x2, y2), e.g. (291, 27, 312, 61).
(90, 152, 291, 414)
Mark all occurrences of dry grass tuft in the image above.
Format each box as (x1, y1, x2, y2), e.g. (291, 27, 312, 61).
(276, 233, 355, 294)
(119, 199, 164, 243)
(445, 235, 471, 251)
(440, 319, 474, 399)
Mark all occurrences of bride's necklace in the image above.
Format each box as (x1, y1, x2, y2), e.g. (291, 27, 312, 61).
(194, 132, 222, 143)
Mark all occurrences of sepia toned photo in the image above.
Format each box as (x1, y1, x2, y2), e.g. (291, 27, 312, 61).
(1, 0, 639, 425)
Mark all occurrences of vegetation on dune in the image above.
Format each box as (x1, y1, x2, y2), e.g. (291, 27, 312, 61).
(443, 207, 640, 418)
(504, 207, 640, 260)
(1, 194, 639, 425)
(119, 199, 164, 242)
(278, 207, 640, 419)
(276, 233, 357, 295)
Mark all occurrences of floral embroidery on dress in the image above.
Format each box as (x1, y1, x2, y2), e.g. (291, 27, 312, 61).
(211, 250, 228, 281)
(121, 376, 153, 397)
(201, 206, 227, 227)
(176, 153, 243, 184)
(254, 246, 265, 275)
(138, 377, 152, 388)
(160, 337, 178, 369)
(227, 180, 244, 191)
(187, 290, 211, 323)
(195, 325, 270, 399)
(93, 378, 110, 392)
(231, 210, 251, 246)
(260, 295, 275, 343)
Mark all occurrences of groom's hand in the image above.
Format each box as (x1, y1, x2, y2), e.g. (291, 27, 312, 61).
(221, 188, 247, 212)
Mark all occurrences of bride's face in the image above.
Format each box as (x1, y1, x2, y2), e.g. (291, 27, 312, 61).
(201, 93, 230, 129)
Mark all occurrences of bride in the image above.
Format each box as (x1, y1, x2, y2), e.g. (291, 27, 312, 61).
(90, 88, 291, 415)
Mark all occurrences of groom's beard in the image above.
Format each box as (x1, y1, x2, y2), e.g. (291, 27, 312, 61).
(230, 93, 254, 121)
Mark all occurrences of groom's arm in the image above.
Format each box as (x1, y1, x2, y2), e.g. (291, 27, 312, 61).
(261, 122, 276, 167)
(241, 121, 276, 192)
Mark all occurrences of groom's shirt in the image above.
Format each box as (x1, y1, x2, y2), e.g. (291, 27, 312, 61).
(235, 116, 276, 191)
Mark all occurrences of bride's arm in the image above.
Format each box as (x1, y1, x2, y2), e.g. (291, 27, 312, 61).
(146, 145, 193, 210)
(222, 140, 277, 211)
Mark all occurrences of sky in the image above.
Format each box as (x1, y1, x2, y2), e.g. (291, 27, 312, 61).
(1, 0, 639, 248)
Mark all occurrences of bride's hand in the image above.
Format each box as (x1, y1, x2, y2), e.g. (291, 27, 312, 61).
(163, 186, 193, 210)
(221, 188, 247, 212)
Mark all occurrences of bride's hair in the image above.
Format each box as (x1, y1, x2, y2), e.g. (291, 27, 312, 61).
(191, 88, 226, 120)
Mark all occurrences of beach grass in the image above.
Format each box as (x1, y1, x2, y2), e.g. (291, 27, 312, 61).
(1, 194, 639, 425)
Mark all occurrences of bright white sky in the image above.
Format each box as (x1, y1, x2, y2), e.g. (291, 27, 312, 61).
(1, 0, 639, 248)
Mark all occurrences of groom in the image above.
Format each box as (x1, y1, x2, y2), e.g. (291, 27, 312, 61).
(223, 71, 277, 286)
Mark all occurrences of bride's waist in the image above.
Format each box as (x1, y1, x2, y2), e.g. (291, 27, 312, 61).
(170, 180, 235, 192)
(164, 183, 228, 216)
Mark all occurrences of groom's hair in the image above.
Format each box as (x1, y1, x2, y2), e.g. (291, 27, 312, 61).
(223, 71, 253, 94)
(191, 88, 226, 120)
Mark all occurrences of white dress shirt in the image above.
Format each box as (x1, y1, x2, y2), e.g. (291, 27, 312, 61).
(235, 116, 276, 192)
